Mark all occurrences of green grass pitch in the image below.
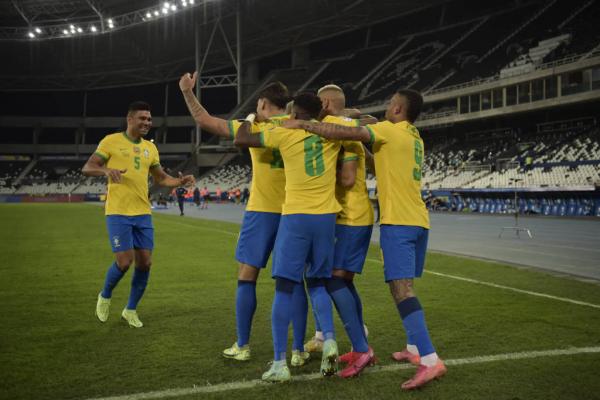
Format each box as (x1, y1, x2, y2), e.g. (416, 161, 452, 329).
(1, 203, 599, 400)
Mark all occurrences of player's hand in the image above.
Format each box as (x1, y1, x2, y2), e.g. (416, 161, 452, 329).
(282, 119, 302, 129)
(360, 114, 378, 125)
(178, 171, 196, 187)
(179, 72, 198, 92)
(341, 108, 361, 118)
(105, 168, 127, 183)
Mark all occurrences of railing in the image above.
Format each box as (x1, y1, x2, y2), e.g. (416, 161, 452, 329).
(426, 49, 600, 96)
(419, 110, 457, 121)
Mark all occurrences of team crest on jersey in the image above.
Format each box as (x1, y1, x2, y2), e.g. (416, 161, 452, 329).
(143, 149, 150, 159)
(133, 146, 141, 154)
(112, 236, 121, 248)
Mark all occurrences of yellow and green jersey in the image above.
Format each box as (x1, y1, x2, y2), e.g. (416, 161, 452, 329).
(366, 120, 429, 228)
(228, 114, 288, 213)
(322, 115, 374, 226)
(94, 132, 160, 216)
(260, 125, 346, 215)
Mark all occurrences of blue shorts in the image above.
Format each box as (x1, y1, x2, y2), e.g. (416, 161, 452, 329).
(235, 211, 281, 268)
(333, 224, 373, 274)
(272, 213, 336, 283)
(380, 225, 429, 281)
(106, 215, 154, 253)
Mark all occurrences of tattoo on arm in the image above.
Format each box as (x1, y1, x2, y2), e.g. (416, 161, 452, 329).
(182, 90, 228, 137)
(300, 121, 369, 141)
(182, 90, 208, 122)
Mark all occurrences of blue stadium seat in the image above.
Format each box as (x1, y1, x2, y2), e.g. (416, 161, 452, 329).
(559, 204, 567, 216)
(542, 204, 551, 215)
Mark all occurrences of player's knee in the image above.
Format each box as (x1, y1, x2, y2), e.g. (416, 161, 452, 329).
(136, 259, 152, 271)
(238, 264, 259, 281)
(325, 276, 347, 293)
(275, 277, 297, 293)
(305, 277, 326, 288)
(332, 269, 353, 280)
(389, 279, 415, 303)
(115, 256, 133, 271)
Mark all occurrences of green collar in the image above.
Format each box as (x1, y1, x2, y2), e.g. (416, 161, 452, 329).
(122, 131, 142, 144)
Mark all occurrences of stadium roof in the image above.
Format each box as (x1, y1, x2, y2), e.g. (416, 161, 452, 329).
(0, 0, 447, 91)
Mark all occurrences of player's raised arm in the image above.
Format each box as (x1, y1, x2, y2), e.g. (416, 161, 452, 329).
(150, 166, 195, 188)
(82, 153, 127, 183)
(282, 119, 371, 142)
(179, 72, 230, 137)
(233, 114, 263, 148)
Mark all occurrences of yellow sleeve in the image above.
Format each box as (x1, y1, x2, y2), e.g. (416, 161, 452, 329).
(322, 115, 360, 127)
(341, 141, 361, 162)
(228, 120, 262, 139)
(260, 127, 285, 148)
(365, 122, 387, 145)
(94, 136, 112, 162)
(150, 144, 161, 169)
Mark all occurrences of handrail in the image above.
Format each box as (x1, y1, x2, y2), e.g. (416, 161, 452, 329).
(426, 50, 600, 96)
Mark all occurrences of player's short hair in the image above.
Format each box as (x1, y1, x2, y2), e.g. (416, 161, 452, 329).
(396, 89, 423, 123)
(293, 92, 322, 119)
(317, 84, 344, 95)
(128, 101, 151, 115)
(258, 81, 290, 109)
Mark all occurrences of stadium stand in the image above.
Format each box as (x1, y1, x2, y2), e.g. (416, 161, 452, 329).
(195, 157, 251, 192)
(1, 0, 599, 218)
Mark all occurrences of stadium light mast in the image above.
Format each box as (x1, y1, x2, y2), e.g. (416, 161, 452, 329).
(236, 0, 242, 105)
(195, 22, 201, 146)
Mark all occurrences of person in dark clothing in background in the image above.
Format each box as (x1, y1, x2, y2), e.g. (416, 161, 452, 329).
(193, 186, 201, 207)
(176, 186, 187, 216)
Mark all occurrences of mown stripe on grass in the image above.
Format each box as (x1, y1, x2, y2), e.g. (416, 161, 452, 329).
(366, 258, 600, 309)
(152, 220, 600, 310)
(86, 346, 600, 400)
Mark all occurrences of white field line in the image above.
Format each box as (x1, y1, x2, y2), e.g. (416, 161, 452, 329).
(366, 258, 600, 309)
(86, 346, 600, 400)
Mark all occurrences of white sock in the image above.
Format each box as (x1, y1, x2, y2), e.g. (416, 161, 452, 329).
(420, 352, 439, 367)
(315, 331, 324, 341)
(407, 344, 419, 355)
(273, 359, 287, 368)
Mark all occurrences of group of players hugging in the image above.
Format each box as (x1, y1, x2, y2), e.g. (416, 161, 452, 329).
(82, 72, 446, 390)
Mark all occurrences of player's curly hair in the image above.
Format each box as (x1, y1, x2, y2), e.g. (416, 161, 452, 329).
(259, 81, 290, 109)
(293, 92, 322, 120)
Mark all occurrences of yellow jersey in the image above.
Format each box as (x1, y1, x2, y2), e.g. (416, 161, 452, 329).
(366, 120, 429, 228)
(94, 132, 160, 216)
(260, 125, 344, 215)
(322, 115, 374, 226)
(228, 114, 288, 213)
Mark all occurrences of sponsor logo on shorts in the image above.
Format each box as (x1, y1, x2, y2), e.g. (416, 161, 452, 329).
(112, 236, 121, 248)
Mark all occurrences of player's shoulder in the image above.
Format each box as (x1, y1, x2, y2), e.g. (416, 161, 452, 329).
(142, 137, 159, 151)
(322, 114, 357, 126)
(98, 131, 124, 146)
(103, 131, 124, 140)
